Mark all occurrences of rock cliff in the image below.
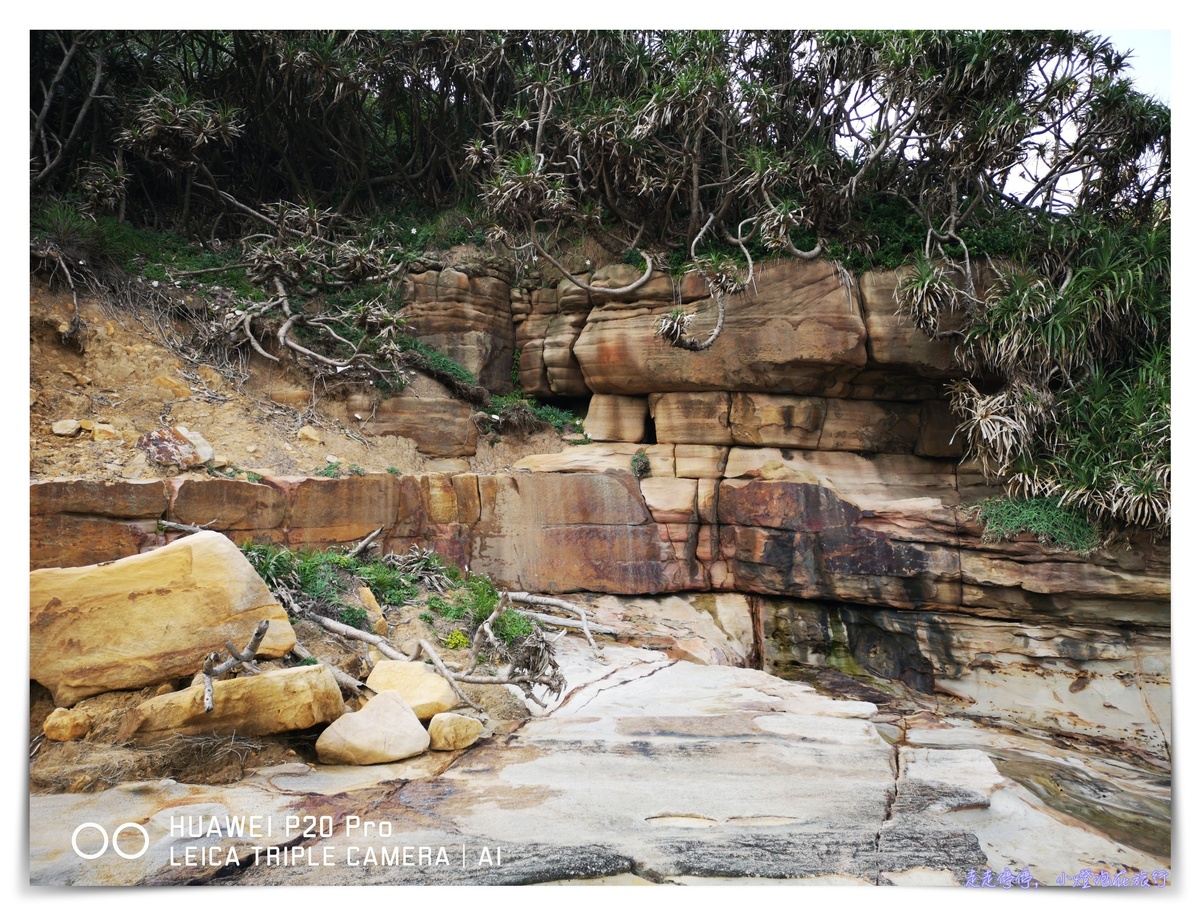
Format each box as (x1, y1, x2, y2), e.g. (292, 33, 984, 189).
(30, 258, 1170, 761)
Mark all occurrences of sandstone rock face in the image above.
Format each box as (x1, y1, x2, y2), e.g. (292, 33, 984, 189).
(649, 392, 733, 445)
(513, 444, 674, 477)
(315, 691, 430, 765)
(365, 661, 458, 720)
(274, 473, 401, 546)
(117, 665, 343, 741)
(361, 394, 479, 457)
(30, 531, 296, 706)
(401, 267, 516, 391)
(761, 597, 1172, 759)
(31, 479, 168, 517)
(169, 478, 287, 533)
(583, 394, 648, 443)
(468, 472, 669, 594)
(30, 514, 157, 571)
(574, 260, 868, 396)
(858, 268, 960, 376)
(729, 393, 825, 448)
(428, 712, 485, 751)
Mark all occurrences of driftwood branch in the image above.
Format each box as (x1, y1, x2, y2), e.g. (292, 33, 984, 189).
(160, 519, 218, 535)
(346, 526, 384, 559)
(202, 620, 270, 713)
(412, 639, 486, 713)
(290, 644, 365, 694)
(506, 592, 607, 652)
(311, 614, 410, 661)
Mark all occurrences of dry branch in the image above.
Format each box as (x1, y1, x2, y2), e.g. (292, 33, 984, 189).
(412, 639, 486, 713)
(201, 619, 270, 713)
(346, 526, 384, 559)
(290, 643, 366, 694)
(506, 592, 610, 652)
(310, 614, 410, 662)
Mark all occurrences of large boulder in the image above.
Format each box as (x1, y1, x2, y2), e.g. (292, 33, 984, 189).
(30, 531, 295, 706)
(315, 690, 430, 764)
(117, 665, 343, 741)
(360, 395, 479, 458)
(365, 660, 458, 720)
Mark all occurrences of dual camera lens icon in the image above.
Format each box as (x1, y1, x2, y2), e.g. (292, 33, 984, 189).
(71, 822, 150, 860)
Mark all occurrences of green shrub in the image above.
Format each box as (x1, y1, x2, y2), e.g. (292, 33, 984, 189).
(492, 609, 534, 645)
(631, 449, 651, 479)
(240, 542, 298, 588)
(295, 553, 342, 601)
(296, 656, 319, 666)
(971, 497, 1099, 553)
(357, 561, 417, 605)
(316, 462, 342, 478)
(444, 629, 471, 650)
(337, 605, 370, 630)
(464, 573, 499, 626)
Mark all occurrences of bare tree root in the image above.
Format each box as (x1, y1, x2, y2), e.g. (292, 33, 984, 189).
(523, 230, 655, 298)
(201, 619, 270, 713)
(506, 592, 609, 653)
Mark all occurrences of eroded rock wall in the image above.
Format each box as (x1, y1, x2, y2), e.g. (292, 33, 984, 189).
(30, 256, 1170, 756)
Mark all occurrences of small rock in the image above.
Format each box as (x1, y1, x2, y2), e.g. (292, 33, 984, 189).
(174, 425, 214, 463)
(51, 420, 81, 437)
(365, 660, 458, 720)
(428, 712, 484, 751)
(357, 587, 388, 636)
(325, 454, 339, 464)
(315, 691, 430, 765)
(152, 374, 191, 398)
(136, 425, 211, 468)
(43, 707, 91, 742)
(91, 423, 122, 442)
(245, 445, 257, 454)
(297, 425, 323, 444)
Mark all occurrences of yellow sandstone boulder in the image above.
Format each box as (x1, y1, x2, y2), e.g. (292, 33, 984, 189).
(30, 531, 295, 706)
(118, 665, 343, 741)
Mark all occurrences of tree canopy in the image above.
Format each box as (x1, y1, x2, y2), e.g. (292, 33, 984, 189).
(30, 29, 1170, 532)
